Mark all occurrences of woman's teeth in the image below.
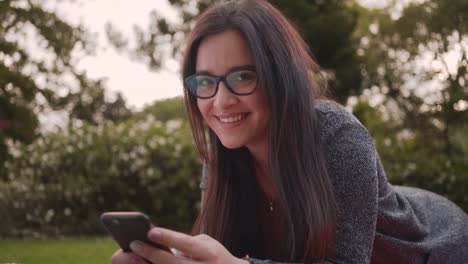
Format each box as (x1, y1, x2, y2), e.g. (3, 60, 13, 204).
(220, 114, 244, 123)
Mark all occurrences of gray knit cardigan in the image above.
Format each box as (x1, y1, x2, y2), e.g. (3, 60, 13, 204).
(199, 99, 468, 264)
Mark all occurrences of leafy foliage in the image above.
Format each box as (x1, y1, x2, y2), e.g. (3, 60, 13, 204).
(351, 0, 468, 208)
(1, 102, 200, 237)
(133, 96, 187, 123)
(270, 0, 363, 103)
(356, 0, 468, 157)
(353, 100, 468, 212)
(0, 0, 131, 167)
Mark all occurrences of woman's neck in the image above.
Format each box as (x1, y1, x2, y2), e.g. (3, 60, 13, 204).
(247, 140, 277, 200)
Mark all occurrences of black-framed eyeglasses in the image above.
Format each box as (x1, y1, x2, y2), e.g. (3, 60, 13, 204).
(185, 66, 258, 99)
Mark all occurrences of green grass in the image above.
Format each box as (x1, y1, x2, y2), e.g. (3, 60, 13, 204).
(0, 237, 119, 264)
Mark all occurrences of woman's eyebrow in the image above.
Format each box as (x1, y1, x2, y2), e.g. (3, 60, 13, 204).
(228, 64, 255, 72)
(194, 70, 212, 75)
(195, 64, 255, 75)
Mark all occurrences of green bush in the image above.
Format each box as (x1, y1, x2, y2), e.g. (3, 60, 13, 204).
(353, 100, 468, 212)
(0, 114, 201, 237)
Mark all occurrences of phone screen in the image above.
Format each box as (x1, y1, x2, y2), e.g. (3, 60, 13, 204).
(100, 212, 171, 253)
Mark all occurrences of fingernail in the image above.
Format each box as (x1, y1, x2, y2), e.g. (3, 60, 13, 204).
(149, 229, 162, 240)
(130, 241, 142, 252)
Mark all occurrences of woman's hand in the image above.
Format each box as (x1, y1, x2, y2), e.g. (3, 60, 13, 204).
(111, 227, 249, 264)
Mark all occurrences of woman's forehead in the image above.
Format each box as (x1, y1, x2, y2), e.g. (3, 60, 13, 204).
(195, 30, 255, 75)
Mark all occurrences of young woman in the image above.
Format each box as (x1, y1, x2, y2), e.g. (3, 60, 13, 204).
(111, 1, 468, 263)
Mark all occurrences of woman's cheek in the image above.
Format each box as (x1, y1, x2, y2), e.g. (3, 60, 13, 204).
(197, 100, 211, 121)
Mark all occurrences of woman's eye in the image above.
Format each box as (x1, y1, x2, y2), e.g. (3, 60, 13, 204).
(198, 78, 214, 87)
(233, 71, 256, 82)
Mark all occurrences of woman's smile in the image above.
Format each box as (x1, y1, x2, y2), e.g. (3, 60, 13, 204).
(217, 112, 248, 123)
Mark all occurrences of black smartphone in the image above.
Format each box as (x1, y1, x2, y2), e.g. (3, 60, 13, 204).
(100, 211, 171, 253)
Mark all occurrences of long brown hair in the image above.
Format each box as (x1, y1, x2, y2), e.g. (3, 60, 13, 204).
(182, 0, 336, 262)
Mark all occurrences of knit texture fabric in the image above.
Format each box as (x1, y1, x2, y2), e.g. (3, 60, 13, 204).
(200, 99, 468, 263)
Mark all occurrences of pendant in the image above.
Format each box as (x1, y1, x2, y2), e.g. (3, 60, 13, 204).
(269, 200, 274, 212)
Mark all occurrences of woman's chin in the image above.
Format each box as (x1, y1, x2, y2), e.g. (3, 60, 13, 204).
(219, 138, 245, 149)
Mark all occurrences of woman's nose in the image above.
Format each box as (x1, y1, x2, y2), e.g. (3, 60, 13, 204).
(213, 81, 238, 109)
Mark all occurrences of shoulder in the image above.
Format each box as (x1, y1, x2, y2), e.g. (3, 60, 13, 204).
(314, 99, 369, 144)
(314, 99, 377, 182)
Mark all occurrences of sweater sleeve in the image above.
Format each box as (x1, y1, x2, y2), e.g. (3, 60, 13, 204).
(321, 119, 379, 263)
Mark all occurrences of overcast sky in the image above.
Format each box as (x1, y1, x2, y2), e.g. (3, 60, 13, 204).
(56, 0, 183, 110)
(56, 0, 389, 110)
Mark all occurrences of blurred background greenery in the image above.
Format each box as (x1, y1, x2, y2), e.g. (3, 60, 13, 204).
(0, 0, 467, 260)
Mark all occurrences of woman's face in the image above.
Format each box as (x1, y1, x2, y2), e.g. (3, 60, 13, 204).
(195, 30, 270, 150)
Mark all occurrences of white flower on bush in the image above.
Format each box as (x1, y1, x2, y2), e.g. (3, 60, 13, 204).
(136, 145, 147, 156)
(66, 145, 74, 153)
(77, 141, 84, 149)
(11, 180, 28, 192)
(45, 209, 55, 223)
(129, 127, 137, 138)
(129, 149, 138, 160)
(41, 153, 49, 163)
(138, 116, 155, 131)
(157, 137, 167, 146)
(146, 168, 154, 177)
(148, 139, 158, 149)
(116, 123, 126, 134)
(174, 144, 183, 157)
(166, 119, 182, 133)
(64, 208, 72, 216)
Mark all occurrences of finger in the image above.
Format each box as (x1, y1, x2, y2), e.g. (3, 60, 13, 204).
(171, 249, 208, 264)
(110, 249, 149, 264)
(164, 248, 206, 264)
(147, 228, 211, 260)
(130, 240, 176, 264)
